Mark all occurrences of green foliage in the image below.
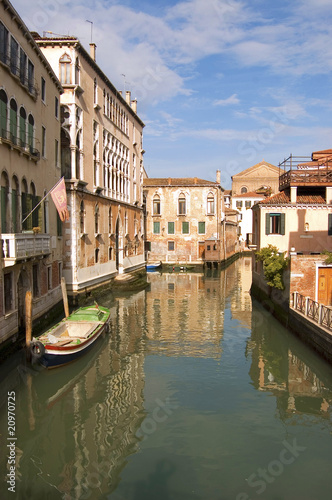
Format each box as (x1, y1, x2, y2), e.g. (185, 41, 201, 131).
(255, 245, 289, 290)
(322, 250, 332, 265)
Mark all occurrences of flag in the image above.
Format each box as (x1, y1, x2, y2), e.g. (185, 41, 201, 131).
(50, 177, 69, 222)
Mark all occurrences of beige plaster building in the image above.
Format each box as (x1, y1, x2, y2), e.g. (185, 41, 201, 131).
(143, 173, 226, 265)
(34, 34, 146, 297)
(231, 160, 280, 246)
(252, 149, 332, 305)
(0, 0, 63, 343)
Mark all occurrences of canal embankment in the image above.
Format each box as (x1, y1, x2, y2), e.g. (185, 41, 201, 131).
(251, 275, 332, 364)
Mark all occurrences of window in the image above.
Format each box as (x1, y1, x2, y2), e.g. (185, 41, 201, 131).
(95, 248, 99, 263)
(59, 53, 71, 84)
(19, 48, 27, 85)
(75, 57, 80, 85)
(94, 78, 97, 104)
(182, 221, 189, 234)
(19, 107, 26, 147)
(47, 266, 52, 290)
(57, 212, 62, 236)
(207, 194, 215, 214)
(10, 36, 18, 75)
(245, 201, 251, 209)
(178, 195, 186, 215)
(241, 187, 248, 194)
(168, 241, 175, 251)
(328, 214, 332, 236)
(168, 222, 175, 234)
(33, 264, 39, 297)
(9, 99, 17, 144)
(4, 273, 13, 313)
(95, 204, 99, 234)
(80, 201, 85, 233)
(236, 201, 243, 209)
(198, 222, 205, 234)
(153, 195, 161, 215)
(27, 60, 34, 93)
(55, 96, 59, 118)
(153, 221, 160, 234)
(41, 77, 46, 102)
(27, 114, 34, 150)
(55, 139, 59, 167)
(42, 126, 46, 157)
(265, 213, 285, 235)
(0, 21, 9, 64)
(0, 89, 8, 137)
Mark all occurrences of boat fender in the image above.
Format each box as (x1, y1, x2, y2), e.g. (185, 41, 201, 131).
(30, 341, 45, 360)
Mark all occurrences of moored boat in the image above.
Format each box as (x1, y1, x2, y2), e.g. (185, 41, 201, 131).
(146, 262, 162, 271)
(29, 305, 111, 368)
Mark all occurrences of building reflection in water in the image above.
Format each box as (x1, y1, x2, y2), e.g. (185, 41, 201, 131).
(248, 297, 332, 421)
(145, 271, 226, 359)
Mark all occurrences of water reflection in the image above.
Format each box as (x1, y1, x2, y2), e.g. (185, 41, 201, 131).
(0, 258, 332, 499)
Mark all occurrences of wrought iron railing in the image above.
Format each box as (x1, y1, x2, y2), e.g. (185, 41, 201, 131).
(292, 291, 332, 332)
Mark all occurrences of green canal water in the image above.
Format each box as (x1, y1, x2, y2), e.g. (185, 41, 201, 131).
(1, 257, 332, 499)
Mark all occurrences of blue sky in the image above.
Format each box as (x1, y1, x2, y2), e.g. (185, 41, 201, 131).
(12, 0, 332, 188)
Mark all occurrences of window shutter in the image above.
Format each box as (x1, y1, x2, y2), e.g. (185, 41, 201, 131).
(11, 189, 17, 233)
(328, 214, 332, 235)
(280, 213, 285, 235)
(265, 213, 270, 235)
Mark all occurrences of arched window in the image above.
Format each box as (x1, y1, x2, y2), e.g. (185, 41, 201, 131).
(75, 57, 80, 85)
(207, 193, 215, 215)
(79, 201, 85, 234)
(28, 114, 34, 150)
(178, 194, 186, 215)
(109, 207, 113, 234)
(0, 89, 8, 138)
(94, 204, 99, 234)
(9, 98, 17, 143)
(59, 53, 71, 84)
(241, 186, 248, 194)
(153, 194, 161, 215)
(19, 107, 26, 146)
(94, 77, 97, 105)
(1, 171, 9, 233)
(11, 176, 19, 233)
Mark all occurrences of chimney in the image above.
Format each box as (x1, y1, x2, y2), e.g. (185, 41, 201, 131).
(126, 91, 131, 105)
(131, 99, 137, 113)
(90, 42, 96, 62)
(216, 170, 221, 184)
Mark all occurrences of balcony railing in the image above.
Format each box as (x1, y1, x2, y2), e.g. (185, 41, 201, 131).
(0, 55, 39, 99)
(278, 154, 332, 189)
(1, 233, 51, 267)
(292, 291, 332, 331)
(0, 129, 40, 161)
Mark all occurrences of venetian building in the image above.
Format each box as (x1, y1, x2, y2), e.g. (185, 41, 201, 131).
(33, 34, 145, 298)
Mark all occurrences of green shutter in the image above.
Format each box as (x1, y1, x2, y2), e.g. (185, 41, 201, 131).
(11, 189, 17, 233)
(182, 221, 189, 234)
(280, 213, 285, 235)
(153, 221, 160, 234)
(1, 186, 7, 233)
(265, 213, 270, 235)
(168, 222, 174, 234)
(328, 214, 332, 236)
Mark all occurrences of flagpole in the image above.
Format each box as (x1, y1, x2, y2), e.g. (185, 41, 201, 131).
(21, 177, 64, 225)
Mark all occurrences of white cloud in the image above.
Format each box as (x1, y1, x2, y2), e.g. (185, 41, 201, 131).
(214, 94, 240, 106)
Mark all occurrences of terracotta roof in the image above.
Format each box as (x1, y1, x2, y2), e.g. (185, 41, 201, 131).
(258, 192, 326, 205)
(233, 191, 265, 199)
(143, 178, 219, 187)
(224, 190, 232, 195)
(225, 207, 238, 214)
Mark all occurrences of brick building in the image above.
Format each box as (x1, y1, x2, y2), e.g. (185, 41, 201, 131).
(34, 33, 145, 297)
(252, 149, 332, 306)
(143, 173, 227, 265)
(0, 0, 63, 344)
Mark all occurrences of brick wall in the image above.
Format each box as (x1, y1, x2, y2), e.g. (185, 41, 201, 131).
(289, 255, 324, 301)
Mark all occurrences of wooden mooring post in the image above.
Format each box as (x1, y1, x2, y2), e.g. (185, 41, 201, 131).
(61, 277, 69, 318)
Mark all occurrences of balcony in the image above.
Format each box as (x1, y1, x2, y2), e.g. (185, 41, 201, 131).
(1, 233, 51, 267)
(279, 155, 332, 190)
(0, 129, 40, 161)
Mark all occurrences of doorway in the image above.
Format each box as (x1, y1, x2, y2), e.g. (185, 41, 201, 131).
(318, 267, 332, 306)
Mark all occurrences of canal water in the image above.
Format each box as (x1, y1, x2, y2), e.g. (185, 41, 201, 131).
(1, 257, 332, 500)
